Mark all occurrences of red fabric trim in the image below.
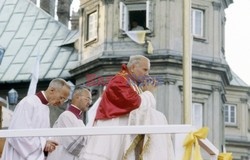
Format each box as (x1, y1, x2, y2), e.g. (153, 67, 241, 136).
(36, 91, 48, 105)
(67, 105, 82, 119)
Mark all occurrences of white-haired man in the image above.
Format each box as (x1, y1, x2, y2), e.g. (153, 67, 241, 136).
(47, 87, 92, 160)
(81, 55, 175, 160)
(2, 78, 70, 160)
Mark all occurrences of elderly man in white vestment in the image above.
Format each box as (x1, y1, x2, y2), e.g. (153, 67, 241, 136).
(81, 55, 175, 160)
(47, 87, 92, 160)
(2, 78, 70, 160)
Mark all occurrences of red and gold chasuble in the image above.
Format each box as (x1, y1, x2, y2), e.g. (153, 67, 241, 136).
(95, 64, 142, 120)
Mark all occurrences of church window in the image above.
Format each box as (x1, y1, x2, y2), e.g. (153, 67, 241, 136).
(224, 104, 236, 125)
(248, 109, 250, 131)
(192, 8, 204, 38)
(87, 11, 98, 41)
(192, 103, 203, 129)
(221, 18, 225, 54)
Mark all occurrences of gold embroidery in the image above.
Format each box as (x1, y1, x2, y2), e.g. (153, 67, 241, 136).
(117, 70, 129, 79)
(117, 70, 142, 95)
(118, 69, 149, 160)
(140, 135, 151, 159)
(123, 135, 151, 160)
(123, 135, 143, 160)
(128, 79, 143, 95)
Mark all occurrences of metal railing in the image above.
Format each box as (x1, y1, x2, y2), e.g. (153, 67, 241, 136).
(0, 125, 219, 160)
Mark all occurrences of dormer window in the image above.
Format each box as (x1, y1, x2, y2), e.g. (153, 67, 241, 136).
(119, 1, 153, 32)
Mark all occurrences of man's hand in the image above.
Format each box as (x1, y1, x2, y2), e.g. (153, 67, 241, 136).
(44, 140, 58, 153)
(142, 78, 156, 93)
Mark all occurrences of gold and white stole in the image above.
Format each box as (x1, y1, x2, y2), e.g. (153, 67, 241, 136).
(128, 79, 143, 95)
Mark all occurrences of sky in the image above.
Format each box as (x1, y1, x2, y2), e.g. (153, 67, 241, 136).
(71, 0, 250, 85)
(225, 0, 250, 85)
(71, 0, 80, 12)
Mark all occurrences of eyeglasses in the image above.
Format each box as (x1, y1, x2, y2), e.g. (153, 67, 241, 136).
(83, 97, 92, 104)
(60, 96, 68, 103)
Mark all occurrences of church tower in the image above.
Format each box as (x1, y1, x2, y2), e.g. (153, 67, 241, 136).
(40, 0, 56, 17)
(73, 0, 233, 152)
(30, 0, 74, 27)
(57, 0, 73, 26)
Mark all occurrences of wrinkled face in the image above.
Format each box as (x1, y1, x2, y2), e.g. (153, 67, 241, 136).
(78, 91, 92, 112)
(131, 59, 150, 83)
(48, 86, 70, 107)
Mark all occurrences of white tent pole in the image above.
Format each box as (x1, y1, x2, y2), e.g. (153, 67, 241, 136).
(183, 0, 192, 124)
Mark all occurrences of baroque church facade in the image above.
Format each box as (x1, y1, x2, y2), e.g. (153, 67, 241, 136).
(72, 0, 250, 159)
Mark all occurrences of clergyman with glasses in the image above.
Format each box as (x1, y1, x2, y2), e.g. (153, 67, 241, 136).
(47, 86, 92, 160)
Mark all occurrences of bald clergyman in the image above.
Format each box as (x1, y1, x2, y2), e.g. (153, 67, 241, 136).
(2, 78, 70, 160)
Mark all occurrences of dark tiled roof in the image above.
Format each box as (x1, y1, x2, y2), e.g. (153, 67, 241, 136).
(0, 0, 79, 82)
